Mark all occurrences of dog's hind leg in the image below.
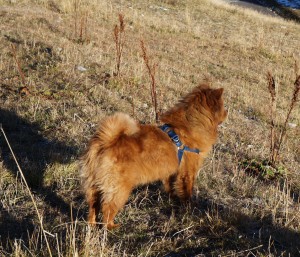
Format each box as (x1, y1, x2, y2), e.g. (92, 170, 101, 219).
(101, 183, 132, 230)
(86, 187, 101, 225)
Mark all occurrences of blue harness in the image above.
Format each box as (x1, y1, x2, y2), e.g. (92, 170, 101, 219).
(160, 124, 200, 164)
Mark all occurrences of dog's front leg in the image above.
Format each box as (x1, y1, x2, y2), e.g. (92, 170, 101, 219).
(174, 171, 195, 201)
(162, 174, 177, 195)
(174, 154, 202, 200)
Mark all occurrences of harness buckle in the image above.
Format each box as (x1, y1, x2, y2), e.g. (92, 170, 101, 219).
(171, 134, 179, 143)
(160, 124, 200, 165)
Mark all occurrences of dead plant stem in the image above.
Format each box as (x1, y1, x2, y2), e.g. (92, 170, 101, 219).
(74, 0, 78, 38)
(11, 44, 26, 86)
(267, 72, 277, 164)
(223, 245, 263, 257)
(114, 14, 125, 77)
(274, 75, 300, 162)
(140, 39, 159, 123)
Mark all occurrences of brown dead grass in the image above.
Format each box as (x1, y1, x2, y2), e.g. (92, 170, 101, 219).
(0, 0, 299, 256)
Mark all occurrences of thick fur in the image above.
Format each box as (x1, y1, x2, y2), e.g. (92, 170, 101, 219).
(80, 84, 227, 229)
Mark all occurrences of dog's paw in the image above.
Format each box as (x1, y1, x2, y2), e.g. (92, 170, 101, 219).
(106, 222, 120, 230)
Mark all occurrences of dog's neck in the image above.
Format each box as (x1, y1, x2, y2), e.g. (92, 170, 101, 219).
(159, 121, 218, 154)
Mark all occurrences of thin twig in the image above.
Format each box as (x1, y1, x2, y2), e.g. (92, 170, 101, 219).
(222, 244, 263, 257)
(0, 124, 53, 257)
(171, 224, 194, 238)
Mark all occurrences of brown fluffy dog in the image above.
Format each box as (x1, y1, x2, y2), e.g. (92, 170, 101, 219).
(80, 84, 227, 229)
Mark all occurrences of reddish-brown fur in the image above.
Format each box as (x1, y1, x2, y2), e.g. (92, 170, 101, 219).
(80, 85, 227, 229)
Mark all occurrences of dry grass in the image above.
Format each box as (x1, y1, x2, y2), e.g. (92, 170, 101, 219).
(0, 0, 299, 256)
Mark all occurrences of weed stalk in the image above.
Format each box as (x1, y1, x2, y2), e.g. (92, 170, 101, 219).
(140, 39, 159, 123)
(73, 0, 89, 43)
(274, 75, 300, 162)
(267, 73, 300, 164)
(74, 0, 78, 39)
(267, 72, 277, 164)
(11, 43, 26, 86)
(79, 11, 89, 42)
(114, 13, 125, 77)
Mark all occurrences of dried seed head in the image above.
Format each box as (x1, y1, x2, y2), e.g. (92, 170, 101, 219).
(267, 72, 276, 101)
(140, 40, 148, 64)
(292, 75, 300, 103)
(294, 60, 299, 78)
(119, 13, 125, 32)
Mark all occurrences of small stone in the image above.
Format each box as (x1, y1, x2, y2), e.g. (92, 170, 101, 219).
(77, 66, 87, 72)
(288, 123, 297, 128)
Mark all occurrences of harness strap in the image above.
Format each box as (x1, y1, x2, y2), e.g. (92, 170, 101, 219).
(160, 124, 200, 164)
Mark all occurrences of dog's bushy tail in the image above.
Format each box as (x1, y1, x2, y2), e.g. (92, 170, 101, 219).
(95, 113, 139, 149)
(80, 113, 139, 185)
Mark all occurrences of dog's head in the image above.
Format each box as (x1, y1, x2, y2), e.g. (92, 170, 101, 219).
(186, 85, 228, 126)
(160, 84, 228, 128)
(204, 87, 228, 125)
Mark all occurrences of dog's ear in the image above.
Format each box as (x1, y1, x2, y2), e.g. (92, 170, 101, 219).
(213, 88, 224, 99)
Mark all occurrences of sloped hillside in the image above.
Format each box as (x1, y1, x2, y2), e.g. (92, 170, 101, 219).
(0, 0, 299, 256)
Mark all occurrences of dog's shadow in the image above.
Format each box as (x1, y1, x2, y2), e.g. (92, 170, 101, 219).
(127, 183, 300, 256)
(0, 109, 84, 245)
